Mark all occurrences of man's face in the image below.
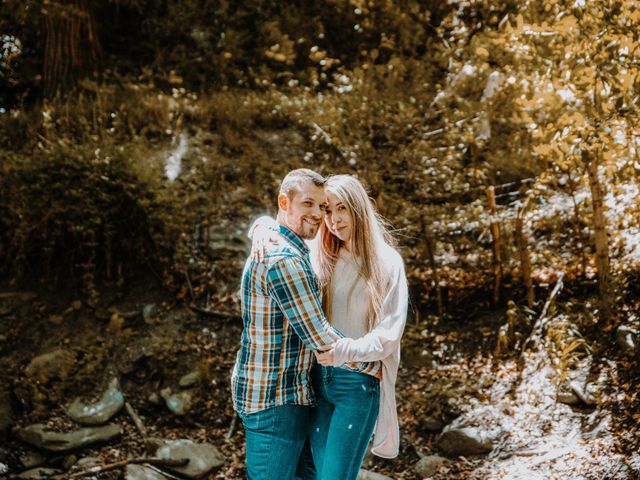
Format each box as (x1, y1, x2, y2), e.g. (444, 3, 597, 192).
(279, 181, 327, 240)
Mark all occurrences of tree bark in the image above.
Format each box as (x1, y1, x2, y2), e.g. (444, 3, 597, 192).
(515, 207, 534, 308)
(42, 0, 101, 97)
(486, 186, 502, 304)
(420, 215, 443, 319)
(584, 148, 611, 318)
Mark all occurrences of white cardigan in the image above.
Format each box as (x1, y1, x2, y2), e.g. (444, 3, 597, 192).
(330, 245, 408, 458)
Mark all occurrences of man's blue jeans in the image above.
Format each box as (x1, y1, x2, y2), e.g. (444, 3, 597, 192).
(308, 365, 380, 480)
(240, 404, 311, 480)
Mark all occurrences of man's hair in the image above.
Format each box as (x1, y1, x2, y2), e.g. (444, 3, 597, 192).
(279, 168, 325, 198)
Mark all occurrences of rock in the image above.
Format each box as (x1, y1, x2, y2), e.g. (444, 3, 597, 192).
(0, 389, 15, 437)
(76, 457, 100, 468)
(357, 469, 392, 480)
(179, 371, 201, 388)
(16, 468, 62, 479)
(62, 454, 78, 469)
(148, 392, 162, 405)
(557, 390, 580, 405)
(17, 423, 122, 452)
(163, 389, 195, 415)
(437, 426, 493, 457)
(48, 314, 64, 325)
(19, 451, 47, 469)
(126, 464, 171, 480)
(67, 378, 125, 425)
(421, 416, 445, 433)
(156, 440, 225, 478)
(569, 381, 597, 406)
(616, 326, 638, 355)
(415, 455, 448, 477)
(25, 349, 77, 383)
(0, 461, 8, 476)
(143, 304, 159, 323)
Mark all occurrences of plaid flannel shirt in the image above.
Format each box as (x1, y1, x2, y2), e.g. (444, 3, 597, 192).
(231, 224, 379, 415)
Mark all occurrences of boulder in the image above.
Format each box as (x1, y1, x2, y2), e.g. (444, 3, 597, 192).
(67, 378, 125, 425)
(162, 389, 195, 415)
(437, 426, 493, 457)
(179, 371, 201, 388)
(16, 468, 62, 479)
(415, 455, 448, 477)
(616, 326, 638, 355)
(19, 451, 47, 469)
(569, 381, 597, 406)
(557, 390, 580, 405)
(17, 423, 122, 452)
(25, 349, 77, 383)
(421, 416, 445, 433)
(357, 469, 392, 480)
(156, 440, 225, 478)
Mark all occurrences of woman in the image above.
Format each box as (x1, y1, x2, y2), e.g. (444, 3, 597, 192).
(252, 175, 408, 480)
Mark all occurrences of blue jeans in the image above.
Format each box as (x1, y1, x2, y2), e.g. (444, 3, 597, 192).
(308, 365, 380, 480)
(240, 404, 311, 480)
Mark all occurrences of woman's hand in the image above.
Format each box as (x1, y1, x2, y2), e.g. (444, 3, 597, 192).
(251, 224, 281, 262)
(315, 343, 336, 366)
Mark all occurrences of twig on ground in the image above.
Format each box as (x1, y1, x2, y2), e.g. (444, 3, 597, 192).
(524, 271, 565, 351)
(189, 304, 240, 320)
(125, 401, 149, 441)
(226, 412, 239, 442)
(184, 270, 195, 300)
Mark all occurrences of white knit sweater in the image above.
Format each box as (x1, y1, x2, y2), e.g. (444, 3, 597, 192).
(326, 243, 408, 458)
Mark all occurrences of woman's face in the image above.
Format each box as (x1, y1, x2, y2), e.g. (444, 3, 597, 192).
(325, 191, 352, 244)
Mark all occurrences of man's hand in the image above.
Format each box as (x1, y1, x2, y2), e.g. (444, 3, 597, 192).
(315, 343, 336, 366)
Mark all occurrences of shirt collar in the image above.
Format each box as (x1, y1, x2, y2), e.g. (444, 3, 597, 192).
(278, 224, 310, 255)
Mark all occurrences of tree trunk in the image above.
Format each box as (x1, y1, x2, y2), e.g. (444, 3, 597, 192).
(420, 215, 443, 319)
(584, 148, 611, 318)
(486, 186, 502, 304)
(515, 208, 534, 308)
(42, 0, 101, 97)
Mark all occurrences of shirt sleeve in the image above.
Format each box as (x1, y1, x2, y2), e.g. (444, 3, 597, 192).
(268, 256, 342, 350)
(332, 254, 408, 364)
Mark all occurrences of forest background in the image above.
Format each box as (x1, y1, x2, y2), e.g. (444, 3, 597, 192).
(0, 0, 639, 479)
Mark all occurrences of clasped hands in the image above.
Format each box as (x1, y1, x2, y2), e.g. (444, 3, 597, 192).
(315, 343, 337, 366)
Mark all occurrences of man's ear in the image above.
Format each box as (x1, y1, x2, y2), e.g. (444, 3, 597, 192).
(278, 193, 288, 211)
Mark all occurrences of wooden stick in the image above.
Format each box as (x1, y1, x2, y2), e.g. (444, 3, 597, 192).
(524, 271, 565, 350)
(125, 401, 149, 441)
(189, 304, 240, 320)
(226, 412, 239, 442)
(515, 206, 535, 308)
(184, 270, 195, 300)
(486, 186, 502, 304)
(54, 457, 188, 479)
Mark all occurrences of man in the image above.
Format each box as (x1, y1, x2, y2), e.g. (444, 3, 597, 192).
(231, 168, 341, 479)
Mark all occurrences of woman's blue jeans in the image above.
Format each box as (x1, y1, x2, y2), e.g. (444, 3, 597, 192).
(308, 364, 380, 480)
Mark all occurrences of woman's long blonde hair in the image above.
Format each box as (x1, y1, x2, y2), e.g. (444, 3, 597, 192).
(316, 175, 395, 331)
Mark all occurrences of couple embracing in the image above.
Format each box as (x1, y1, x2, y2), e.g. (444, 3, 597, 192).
(231, 168, 408, 480)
